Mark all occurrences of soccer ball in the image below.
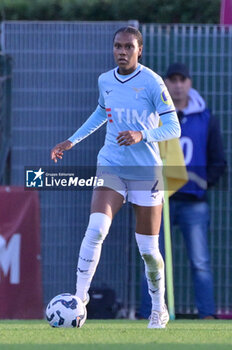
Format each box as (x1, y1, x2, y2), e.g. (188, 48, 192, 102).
(46, 293, 87, 328)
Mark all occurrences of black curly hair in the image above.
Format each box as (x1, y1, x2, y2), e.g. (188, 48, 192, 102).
(113, 26, 143, 60)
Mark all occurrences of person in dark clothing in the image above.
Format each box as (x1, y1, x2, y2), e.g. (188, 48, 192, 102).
(140, 63, 226, 319)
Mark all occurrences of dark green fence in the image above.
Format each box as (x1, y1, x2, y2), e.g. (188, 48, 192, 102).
(0, 53, 11, 184)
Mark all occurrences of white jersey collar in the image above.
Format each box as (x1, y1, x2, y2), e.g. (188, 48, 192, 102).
(114, 64, 143, 83)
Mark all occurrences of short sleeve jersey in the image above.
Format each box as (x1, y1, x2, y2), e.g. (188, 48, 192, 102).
(97, 64, 175, 179)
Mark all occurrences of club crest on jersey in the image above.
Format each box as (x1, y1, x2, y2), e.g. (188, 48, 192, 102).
(132, 87, 145, 99)
(161, 89, 172, 105)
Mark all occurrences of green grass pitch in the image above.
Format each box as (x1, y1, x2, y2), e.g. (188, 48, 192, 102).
(0, 319, 231, 350)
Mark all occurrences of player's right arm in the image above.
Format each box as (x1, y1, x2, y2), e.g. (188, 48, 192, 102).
(51, 139, 73, 163)
(51, 76, 107, 163)
(50, 105, 107, 163)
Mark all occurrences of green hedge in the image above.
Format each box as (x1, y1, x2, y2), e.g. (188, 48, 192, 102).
(0, 0, 221, 23)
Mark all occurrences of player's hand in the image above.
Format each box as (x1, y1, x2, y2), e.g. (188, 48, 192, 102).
(50, 140, 73, 163)
(117, 131, 143, 146)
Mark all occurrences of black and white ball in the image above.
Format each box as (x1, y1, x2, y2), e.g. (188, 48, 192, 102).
(46, 293, 87, 328)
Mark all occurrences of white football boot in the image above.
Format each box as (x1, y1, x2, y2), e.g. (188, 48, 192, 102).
(147, 305, 169, 329)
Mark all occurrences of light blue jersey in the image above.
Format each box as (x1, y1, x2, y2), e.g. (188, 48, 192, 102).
(69, 64, 180, 180)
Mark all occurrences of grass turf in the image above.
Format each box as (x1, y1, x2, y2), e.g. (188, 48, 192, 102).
(0, 319, 231, 350)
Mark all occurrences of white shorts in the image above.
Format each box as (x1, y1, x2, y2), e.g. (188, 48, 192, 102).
(95, 170, 164, 207)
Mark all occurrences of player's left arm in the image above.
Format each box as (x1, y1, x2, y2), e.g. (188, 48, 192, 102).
(116, 110, 180, 146)
(117, 130, 143, 146)
(116, 77, 181, 146)
(141, 77, 181, 142)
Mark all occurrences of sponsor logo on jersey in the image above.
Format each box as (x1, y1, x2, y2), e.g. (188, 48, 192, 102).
(161, 89, 172, 105)
(105, 90, 112, 95)
(114, 107, 148, 124)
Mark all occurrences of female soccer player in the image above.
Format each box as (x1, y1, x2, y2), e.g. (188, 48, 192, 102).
(51, 26, 180, 328)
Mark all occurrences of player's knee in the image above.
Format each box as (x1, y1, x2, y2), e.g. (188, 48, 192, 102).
(85, 212, 112, 243)
(142, 252, 164, 271)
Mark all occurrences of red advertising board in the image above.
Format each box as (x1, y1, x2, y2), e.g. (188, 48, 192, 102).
(0, 187, 43, 318)
(220, 0, 232, 24)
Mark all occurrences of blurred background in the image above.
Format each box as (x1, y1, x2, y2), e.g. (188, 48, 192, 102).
(0, 0, 231, 319)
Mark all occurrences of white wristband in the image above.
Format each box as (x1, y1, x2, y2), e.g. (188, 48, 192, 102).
(141, 130, 147, 141)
